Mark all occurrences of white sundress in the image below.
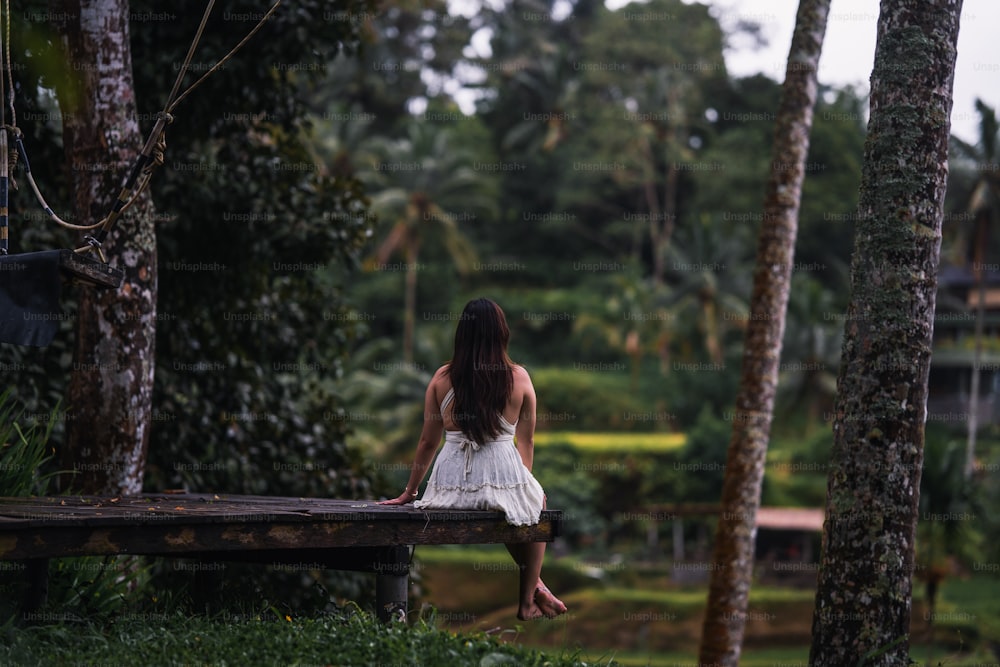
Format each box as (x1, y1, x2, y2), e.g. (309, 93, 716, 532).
(413, 388, 546, 526)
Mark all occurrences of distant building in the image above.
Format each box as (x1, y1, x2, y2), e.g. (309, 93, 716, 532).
(753, 507, 823, 585)
(928, 264, 1000, 427)
(662, 505, 823, 585)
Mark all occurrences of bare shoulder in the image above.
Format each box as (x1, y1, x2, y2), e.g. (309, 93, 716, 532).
(511, 365, 535, 422)
(427, 365, 451, 402)
(512, 364, 534, 389)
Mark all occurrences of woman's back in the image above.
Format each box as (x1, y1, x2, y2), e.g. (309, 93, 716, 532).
(437, 364, 532, 435)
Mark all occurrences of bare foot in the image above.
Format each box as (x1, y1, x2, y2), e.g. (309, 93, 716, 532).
(517, 601, 545, 621)
(534, 585, 567, 618)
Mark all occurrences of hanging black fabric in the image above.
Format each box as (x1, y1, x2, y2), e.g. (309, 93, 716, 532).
(0, 250, 63, 346)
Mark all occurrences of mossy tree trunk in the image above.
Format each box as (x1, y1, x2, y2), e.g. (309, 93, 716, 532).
(809, 1, 962, 664)
(56, 0, 157, 495)
(697, 1, 830, 664)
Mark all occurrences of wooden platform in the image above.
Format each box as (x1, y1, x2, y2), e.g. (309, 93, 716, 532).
(0, 493, 563, 621)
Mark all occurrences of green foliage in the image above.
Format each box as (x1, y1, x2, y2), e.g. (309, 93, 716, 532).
(0, 609, 600, 667)
(6, 0, 384, 500)
(0, 396, 152, 627)
(146, 126, 376, 500)
(674, 406, 729, 503)
(918, 429, 983, 567)
(0, 389, 60, 496)
(0, 393, 147, 626)
(26, 557, 149, 624)
(7, 2, 989, 650)
(7, 0, 393, 614)
(530, 368, 640, 431)
(503, 287, 618, 365)
(529, 427, 731, 555)
(662, 365, 741, 429)
(532, 442, 609, 548)
(398, 547, 1000, 664)
(971, 450, 1000, 569)
(757, 428, 831, 507)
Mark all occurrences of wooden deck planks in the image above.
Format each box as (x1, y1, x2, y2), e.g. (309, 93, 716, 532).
(0, 493, 562, 622)
(0, 493, 562, 560)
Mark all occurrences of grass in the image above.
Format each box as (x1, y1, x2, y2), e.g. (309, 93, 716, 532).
(415, 545, 1000, 664)
(573, 647, 812, 666)
(0, 389, 61, 497)
(534, 431, 687, 452)
(584, 585, 815, 606)
(0, 609, 609, 667)
(559, 644, 1000, 667)
(415, 545, 820, 656)
(918, 574, 1000, 647)
(5, 547, 999, 666)
(5, 611, 993, 667)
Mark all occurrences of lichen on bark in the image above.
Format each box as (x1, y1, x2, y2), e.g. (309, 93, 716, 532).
(809, 1, 962, 664)
(57, 0, 158, 496)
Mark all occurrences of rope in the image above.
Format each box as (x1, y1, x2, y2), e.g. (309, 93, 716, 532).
(0, 0, 6, 127)
(1, 0, 12, 254)
(166, 0, 284, 114)
(12, 129, 104, 231)
(166, 0, 216, 110)
(0, 0, 95, 235)
(0, 0, 283, 257)
(1, 127, 8, 254)
(78, 0, 284, 255)
(2, 0, 12, 126)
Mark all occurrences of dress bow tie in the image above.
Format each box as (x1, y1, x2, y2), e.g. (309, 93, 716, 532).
(457, 437, 481, 479)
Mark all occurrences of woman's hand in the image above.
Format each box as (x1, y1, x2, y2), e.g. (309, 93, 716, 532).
(377, 489, 418, 505)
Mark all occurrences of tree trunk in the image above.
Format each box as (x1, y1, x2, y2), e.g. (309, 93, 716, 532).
(809, 1, 962, 664)
(697, 1, 829, 664)
(57, 0, 157, 495)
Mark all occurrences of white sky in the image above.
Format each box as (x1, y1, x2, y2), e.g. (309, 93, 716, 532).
(658, 0, 999, 144)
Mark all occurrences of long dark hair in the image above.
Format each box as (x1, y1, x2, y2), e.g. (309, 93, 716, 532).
(447, 298, 515, 444)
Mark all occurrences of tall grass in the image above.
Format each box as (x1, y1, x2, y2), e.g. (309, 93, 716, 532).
(0, 390, 147, 626)
(0, 388, 60, 496)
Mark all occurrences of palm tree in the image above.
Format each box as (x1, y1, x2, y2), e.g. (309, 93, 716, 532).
(699, 0, 830, 663)
(364, 122, 494, 362)
(950, 99, 1000, 479)
(478, 0, 580, 156)
(337, 338, 435, 461)
(308, 105, 378, 182)
(494, 48, 576, 155)
(809, 0, 962, 662)
(661, 215, 752, 367)
(570, 265, 664, 391)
